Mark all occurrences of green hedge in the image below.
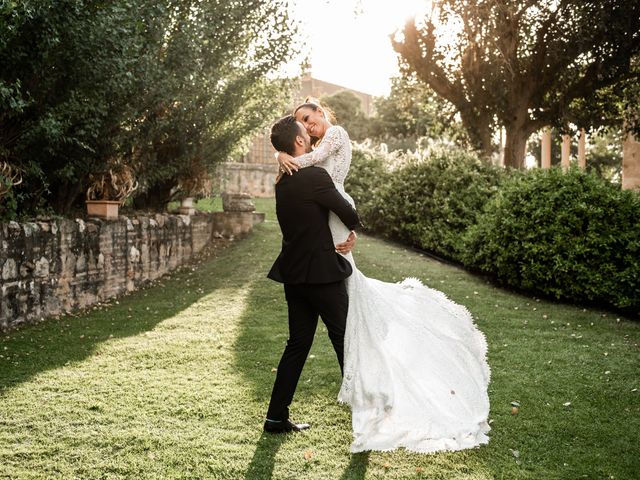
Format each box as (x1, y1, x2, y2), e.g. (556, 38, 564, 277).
(344, 145, 392, 233)
(347, 146, 640, 312)
(347, 145, 504, 262)
(463, 167, 640, 310)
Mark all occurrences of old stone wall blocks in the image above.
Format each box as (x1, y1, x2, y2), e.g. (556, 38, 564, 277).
(0, 210, 263, 331)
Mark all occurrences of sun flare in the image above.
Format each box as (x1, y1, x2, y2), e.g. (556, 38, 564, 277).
(287, 0, 435, 96)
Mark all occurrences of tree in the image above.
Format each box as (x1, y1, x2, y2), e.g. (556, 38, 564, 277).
(320, 90, 369, 142)
(370, 75, 468, 151)
(128, 1, 297, 209)
(393, 0, 640, 168)
(585, 129, 624, 181)
(0, 0, 298, 216)
(567, 57, 640, 135)
(0, 0, 152, 214)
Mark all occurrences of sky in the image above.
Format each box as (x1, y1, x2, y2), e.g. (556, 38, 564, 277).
(286, 0, 434, 97)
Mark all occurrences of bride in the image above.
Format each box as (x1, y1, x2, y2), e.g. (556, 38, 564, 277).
(276, 99, 491, 453)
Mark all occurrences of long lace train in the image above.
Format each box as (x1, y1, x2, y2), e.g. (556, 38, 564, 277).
(329, 188, 491, 453)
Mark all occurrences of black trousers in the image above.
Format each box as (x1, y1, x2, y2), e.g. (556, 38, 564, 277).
(266, 280, 348, 421)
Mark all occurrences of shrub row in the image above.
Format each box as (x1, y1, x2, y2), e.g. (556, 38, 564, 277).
(346, 145, 640, 312)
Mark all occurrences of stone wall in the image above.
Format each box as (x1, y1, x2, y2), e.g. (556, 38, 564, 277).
(219, 162, 277, 197)
(0, 211, 264, 331)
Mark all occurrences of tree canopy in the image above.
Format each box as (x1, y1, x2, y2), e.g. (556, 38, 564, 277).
(393, 0, 640, 168)
(369, 75, 468, 152)
(0, 0, 298, 218)
(320, 90, 369, 142)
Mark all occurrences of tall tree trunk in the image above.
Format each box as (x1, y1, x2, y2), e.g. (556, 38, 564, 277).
(477, 127, 494, 161)
(503, 126, 530, 169)
(459, 109, 494, 160)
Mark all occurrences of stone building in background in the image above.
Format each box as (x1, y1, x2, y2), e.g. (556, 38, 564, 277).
(218, 73, 373, 197)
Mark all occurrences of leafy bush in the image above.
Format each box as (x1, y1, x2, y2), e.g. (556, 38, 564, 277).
(349, 146, 504, 262)
(388, 149, 504, 261)
(463, 167, 640, 310)
(345, 144, 393, 232)
(348, 145, 638, 312)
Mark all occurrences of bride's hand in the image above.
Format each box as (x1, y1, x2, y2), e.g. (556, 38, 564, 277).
(336, 230, 357, 254)
(276, 151, 300, 175)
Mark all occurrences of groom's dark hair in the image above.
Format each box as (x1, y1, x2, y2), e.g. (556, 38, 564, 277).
(270, 115, 300, 156)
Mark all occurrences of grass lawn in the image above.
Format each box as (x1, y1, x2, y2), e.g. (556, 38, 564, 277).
(1, 198, 638, 479)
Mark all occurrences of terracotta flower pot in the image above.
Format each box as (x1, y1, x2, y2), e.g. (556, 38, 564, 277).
(86, 200, 120, 219)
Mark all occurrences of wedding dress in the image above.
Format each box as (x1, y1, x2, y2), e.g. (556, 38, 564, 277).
(294, 125, 491, 453)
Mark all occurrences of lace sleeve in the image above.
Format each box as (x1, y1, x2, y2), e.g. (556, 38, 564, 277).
(295, 126, 346, 168)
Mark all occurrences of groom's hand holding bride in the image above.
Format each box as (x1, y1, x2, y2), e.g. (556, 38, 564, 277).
(336, 230, 357, 255)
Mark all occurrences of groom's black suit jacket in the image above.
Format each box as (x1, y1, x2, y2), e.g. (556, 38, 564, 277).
(268, 166, 360, 284)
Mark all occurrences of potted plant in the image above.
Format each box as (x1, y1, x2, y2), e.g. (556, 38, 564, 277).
(176, 159, 213, 215)
(86, 162, 138, 219)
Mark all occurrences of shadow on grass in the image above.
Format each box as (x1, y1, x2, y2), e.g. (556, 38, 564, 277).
(0, 238, 244, 394)
(244, 432, 286, 480)
(339, 452, 370, 480)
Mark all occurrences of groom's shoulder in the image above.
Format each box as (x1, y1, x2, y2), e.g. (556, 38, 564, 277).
(282, 166, 328, 184)
(298, 166, 330, 180)
(277, 168, 331, 193)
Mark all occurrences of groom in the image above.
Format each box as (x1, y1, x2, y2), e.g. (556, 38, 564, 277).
(264, 115, 360, 433)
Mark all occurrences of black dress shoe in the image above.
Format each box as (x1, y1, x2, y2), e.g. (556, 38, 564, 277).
(263, 419, 311, 433)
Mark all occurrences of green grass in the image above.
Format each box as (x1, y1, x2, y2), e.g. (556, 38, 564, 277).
(166, 196, 224, 213)
(193, 197, 224, 212)
(1, 198, 638, 479)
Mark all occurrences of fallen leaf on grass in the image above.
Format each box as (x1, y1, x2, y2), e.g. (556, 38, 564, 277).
(303, 449, 313, 461)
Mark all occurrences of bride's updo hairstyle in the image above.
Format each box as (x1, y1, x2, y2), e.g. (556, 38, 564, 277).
(293, 96, 336, 123)
(293, 96, 335, 146)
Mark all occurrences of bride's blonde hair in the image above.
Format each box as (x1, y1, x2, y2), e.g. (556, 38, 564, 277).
(294, 96, 336, 124)
(293, 96, 336, 146)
